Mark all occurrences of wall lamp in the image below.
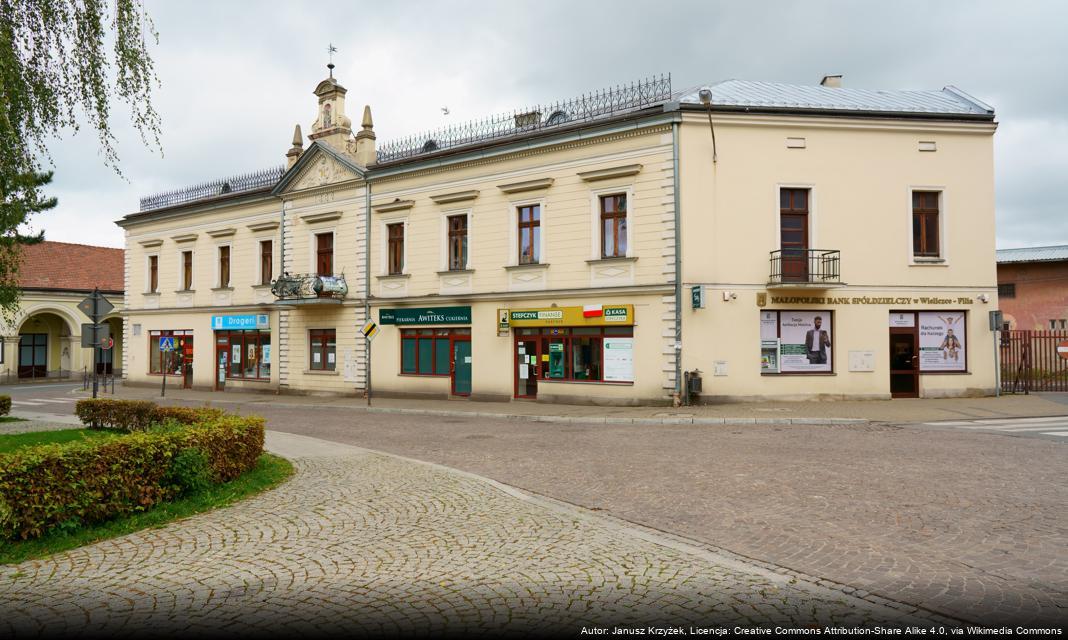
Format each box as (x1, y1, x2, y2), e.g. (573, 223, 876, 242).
(698, 88, 718, 163)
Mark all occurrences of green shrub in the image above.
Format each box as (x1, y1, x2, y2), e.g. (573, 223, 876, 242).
(74, 399, 224, 432)
(167, 447, 213, 495)
(0, 412, 265, 540)
(0, 395, 10, 416)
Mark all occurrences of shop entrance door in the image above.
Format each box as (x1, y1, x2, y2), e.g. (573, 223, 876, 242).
(180, 338, 194, 388)
(514, 338, 538, 399)
(215, 339, 228, 391)
(889, 328, 919, 398)
(18, 333, 47, 378)
(451, 337, 472, 396)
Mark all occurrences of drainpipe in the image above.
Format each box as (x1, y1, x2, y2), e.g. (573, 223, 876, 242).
(279, 199, 286, 275)
(364, 176, 372, 404)
(672, 121, 683, 407)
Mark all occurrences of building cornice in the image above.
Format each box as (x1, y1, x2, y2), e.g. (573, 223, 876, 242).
(368, 283, 674, 306)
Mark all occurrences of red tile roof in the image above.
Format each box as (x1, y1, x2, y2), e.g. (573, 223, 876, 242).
(17, 241, 124, 293)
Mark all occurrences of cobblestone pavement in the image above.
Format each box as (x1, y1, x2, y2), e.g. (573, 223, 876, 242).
(238, 406, 1068, 627)
(0, 434, 928, 637)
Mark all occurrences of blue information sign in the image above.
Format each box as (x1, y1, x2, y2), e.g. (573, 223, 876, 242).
(211, 314, 270, 330)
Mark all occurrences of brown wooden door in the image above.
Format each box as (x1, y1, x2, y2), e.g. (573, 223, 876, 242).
(316, 233, 333, 277)
(889, 327, 919, 398)
(780, 188, 809, 282)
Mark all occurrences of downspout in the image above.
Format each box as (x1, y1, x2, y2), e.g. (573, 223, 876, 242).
(364, 175, 372, 402)
(672, 120, 683, 407)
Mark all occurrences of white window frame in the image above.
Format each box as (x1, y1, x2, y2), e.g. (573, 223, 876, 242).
(508, 197, 547, 267)
(907, 186, 948, 265)
(177, 249, 195, 291)
(440, 208, 472, 271)
(308, 228, 337, 276)
(215, 242, 233, 288)
(588, 185, 636, 260)
(377, 216, 409, 276)
(774, 183, 818, 252)
(145, 253, 160, 293)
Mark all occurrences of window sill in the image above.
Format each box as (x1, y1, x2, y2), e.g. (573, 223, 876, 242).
(538, 379, 634, 386)
(224, 377, 271, 382)
(436, 269, 475, 275)
(911, 257, 947, 265)
(251, 284, 273, 289)
(376, 273, 411, 280)
(175, 289, 196, 294)
(143, 291, 161, 296)
(398, 373, 450, 378)
(302, 368, 339, 376)
(504, 263, 549, 270)
(211, 286, 235, 292)
(761, 372, 837, 376)
(586, 256, 637, 264)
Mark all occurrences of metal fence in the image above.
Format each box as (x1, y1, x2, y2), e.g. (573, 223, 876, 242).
(768, 249, 841, 285)
(377, 74, 673, 163)
(1000, 330, 1068, 393)
(140, 166, 285, 212)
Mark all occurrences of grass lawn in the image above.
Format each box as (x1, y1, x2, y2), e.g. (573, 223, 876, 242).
(0, 428, 122, 454)
(0, 453, 294, 565)
(0, 416, 28, 423)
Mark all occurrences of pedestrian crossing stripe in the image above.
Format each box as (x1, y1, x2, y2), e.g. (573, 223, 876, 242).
(922, 416, 1068, 437)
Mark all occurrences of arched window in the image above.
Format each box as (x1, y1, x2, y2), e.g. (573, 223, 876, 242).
(545, 110, 569, 126)
(422, 139, 439, 153)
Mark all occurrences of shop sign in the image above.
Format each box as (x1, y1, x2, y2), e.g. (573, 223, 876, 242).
(379, 306, 471, 325)
(504, 304, 634, 327)
(212, 314, 269, 330)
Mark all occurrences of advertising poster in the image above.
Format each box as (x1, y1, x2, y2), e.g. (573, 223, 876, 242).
(919, 312, 966, 371)
(760, 311, 778, 341)
(603, 338, 634, 382)
(778, 311, 832, 372)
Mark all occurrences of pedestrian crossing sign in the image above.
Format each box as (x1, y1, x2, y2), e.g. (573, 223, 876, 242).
(159, 337, 176, 351)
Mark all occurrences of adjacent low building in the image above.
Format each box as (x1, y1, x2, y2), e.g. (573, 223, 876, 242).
(2, 241, 124, 382)
(996, 245, 1068, 330)
(119, 70, 999, 403)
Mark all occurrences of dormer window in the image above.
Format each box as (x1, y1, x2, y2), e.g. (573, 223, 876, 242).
(545, 110, 569, 126)
(422, 139, 439, 153)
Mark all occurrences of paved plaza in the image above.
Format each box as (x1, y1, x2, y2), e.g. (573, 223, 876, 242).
(0, 433, 928, 637)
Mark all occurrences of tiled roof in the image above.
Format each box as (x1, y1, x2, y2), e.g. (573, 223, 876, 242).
(676, 80, 994, 117)
(996, 245, 1068, 264)
(17, 241, 124, 292)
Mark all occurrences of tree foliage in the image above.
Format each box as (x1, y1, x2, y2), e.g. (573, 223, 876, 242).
(0, 0, 160, 316)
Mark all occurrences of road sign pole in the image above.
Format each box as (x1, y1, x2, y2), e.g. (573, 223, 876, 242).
(366, 338, 372, 407)
(162, 350, 168, 398)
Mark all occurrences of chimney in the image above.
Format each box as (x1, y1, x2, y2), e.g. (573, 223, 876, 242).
(286, 124, 304, 169)
(354, 105, 377, 166)
(820, 74, 842, 88)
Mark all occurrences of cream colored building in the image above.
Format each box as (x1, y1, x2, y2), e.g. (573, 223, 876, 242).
(2, 242, 124, 383)
(119, 70, 998, 403)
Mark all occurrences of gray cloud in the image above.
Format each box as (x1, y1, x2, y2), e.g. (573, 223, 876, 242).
(32, 0, 1067, 248)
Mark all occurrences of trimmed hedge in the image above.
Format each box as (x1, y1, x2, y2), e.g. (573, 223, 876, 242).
(0, 410, 264, 540)
(74, 398, 225, 432)
(0, 395, 10, 416)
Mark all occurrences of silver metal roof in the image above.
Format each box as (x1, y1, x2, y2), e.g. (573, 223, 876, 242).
(996, 245, 1068, 264)
(676, 80, 994, 117)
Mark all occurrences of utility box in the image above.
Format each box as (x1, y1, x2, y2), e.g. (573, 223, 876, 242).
(687, 370, 703, 394)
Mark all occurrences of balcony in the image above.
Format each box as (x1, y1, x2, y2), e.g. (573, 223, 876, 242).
(767, 250, 844, 288)
(271, 273, 348, 305)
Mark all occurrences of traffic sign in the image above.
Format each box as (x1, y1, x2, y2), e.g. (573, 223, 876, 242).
(77, 291, 114, 319)
(101, 337, 115, 350)
(80, 322, 110, 348)
(361, 321, 379, 340)
(159, 336, 176, 351)
(1058, 340, 1068, 361)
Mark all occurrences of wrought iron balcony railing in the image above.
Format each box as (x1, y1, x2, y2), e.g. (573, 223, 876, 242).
(768, 249, 842, 287)
(270, 273, 348, 301)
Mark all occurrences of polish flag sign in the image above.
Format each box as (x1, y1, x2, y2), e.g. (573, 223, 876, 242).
(583, 305, 603, 318)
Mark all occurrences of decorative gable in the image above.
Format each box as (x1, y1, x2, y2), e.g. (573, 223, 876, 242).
(276, 142, 365, 195)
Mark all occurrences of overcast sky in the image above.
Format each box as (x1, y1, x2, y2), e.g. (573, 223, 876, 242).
(35, 0, 1066, 249)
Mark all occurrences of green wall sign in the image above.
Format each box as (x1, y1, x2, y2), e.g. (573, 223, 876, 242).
(379, 306, 472, 325)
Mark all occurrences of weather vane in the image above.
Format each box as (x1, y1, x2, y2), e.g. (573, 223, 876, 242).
(326, 43, 337, 77)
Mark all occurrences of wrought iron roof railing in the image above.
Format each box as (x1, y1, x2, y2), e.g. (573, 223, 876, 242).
(377, 74, 672, 163)
(139, 165, 285, 212)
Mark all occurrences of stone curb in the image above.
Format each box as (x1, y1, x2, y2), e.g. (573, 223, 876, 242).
(362, 405, 870, 426)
